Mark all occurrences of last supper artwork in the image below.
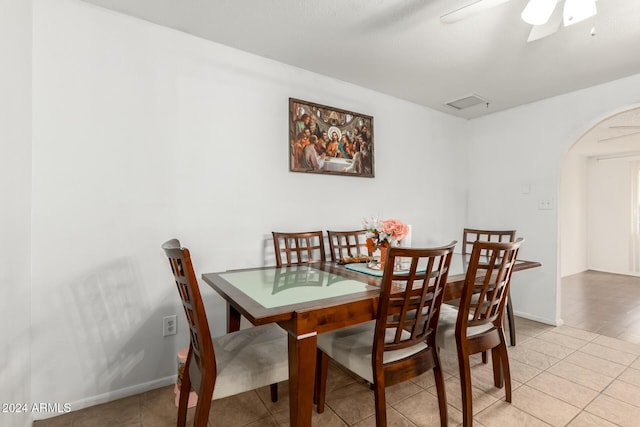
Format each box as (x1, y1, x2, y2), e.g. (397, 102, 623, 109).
(289, 98, 374, 178)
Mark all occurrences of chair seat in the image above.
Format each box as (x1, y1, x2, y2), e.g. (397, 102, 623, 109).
(212, 323, 289, 400)
(436, 304, 495, 349)
(317, 321, 428, 383)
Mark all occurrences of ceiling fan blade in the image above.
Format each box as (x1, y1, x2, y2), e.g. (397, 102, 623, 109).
(440, 0, 513, 23)
(527, 1, 564, 42)
(597, 130, 640, 143)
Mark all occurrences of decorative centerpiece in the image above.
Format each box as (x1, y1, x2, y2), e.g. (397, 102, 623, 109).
(363, 217, 410, 270)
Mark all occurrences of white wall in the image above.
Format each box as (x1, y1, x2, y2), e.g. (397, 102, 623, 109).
(467, 73, 640, 325)
(0, 1, 32, 427)
(560, 153, 588, 277)
(587, 157, 636, 274)
(30, 0, 468, 416)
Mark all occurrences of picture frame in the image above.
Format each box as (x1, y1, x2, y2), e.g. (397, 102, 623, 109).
(289, 98, 375, 178)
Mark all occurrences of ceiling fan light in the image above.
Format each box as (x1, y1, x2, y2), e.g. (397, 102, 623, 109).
(521, 0, 558, 26)
(564, 0, 597, 27)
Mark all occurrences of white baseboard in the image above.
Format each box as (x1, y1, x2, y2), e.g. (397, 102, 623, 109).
(588, 268, 640, 278)
(31, 375, 176, 422)
(513, 310, 562, 327)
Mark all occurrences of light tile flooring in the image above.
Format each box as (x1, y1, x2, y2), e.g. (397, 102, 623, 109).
(34, 271, 640, 427)
(561, 270, 640, 344)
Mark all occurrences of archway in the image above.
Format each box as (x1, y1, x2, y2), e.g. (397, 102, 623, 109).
(559, 104, 640, 327)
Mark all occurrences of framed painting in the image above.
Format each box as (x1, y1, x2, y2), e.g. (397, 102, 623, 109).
(289, 98, 374, 178)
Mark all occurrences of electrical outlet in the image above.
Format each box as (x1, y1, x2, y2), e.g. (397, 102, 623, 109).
(163, 315, 177, 337)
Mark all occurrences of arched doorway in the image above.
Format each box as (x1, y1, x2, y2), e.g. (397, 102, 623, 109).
(559, 104, 640, 340)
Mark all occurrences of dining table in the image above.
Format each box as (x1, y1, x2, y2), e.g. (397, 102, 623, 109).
(201, 253, 541, 427)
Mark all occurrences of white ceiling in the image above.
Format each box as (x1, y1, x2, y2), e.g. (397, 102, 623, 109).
(79, 0, 640, 155)
(80, 0, 640, 120)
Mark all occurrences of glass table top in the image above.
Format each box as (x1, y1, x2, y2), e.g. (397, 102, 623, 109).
(344, 252, 469, 277)
(219, 265, 372, 308)
(215, 253, 507, 310)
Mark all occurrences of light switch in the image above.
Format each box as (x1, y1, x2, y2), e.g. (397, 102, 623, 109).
(538, 200, 553, 210)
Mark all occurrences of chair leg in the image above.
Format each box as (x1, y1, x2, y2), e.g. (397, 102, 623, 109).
(373, 380, 387, 427)
(458, 349, 474, 427)
(506, 293, 516, 346)
(432, 351, 448, 427)
(491, 346, 504, 389)
(500, 341, 512, 403)
(177, 350, 192, 427)
(193, 384, 213, 427)
(180, 348, 213, 427)
(191, 366, 214, 427)
(315, 350, 329, 413)
(270, 384, 278, 403)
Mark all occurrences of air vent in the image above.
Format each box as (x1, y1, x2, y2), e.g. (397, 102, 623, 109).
(445, 94, 489, 110)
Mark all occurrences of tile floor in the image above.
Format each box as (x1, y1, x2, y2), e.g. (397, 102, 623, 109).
(561, 270, 640, 344)
(34, 271, 640, 427)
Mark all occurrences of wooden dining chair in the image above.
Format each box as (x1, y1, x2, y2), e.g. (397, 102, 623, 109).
(462, 228, 516, 255)
(326, 229, 369, 262)
(162, 239, 289, 427)
(272, 230, 326, 267)
(463, 228, 518, 346)
(315, 242, 457, 427)
(437, 238, 523, 427)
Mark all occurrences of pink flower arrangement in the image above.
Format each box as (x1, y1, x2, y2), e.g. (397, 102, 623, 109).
(363, 217, 410, 249)
(381, 219, 410, 241)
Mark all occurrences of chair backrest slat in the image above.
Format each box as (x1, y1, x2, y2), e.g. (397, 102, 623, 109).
(272, 231, 326, 267)
(462, 228, 516, 256)
(162, 239, 216, 394)
(327, 230, 369, 262)
(460, 239, 523, 332)
(373, 242, 456, 358)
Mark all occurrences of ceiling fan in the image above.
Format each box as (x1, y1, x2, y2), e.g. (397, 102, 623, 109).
(596, 108, 640, 144)
(440, 0, 598, 42)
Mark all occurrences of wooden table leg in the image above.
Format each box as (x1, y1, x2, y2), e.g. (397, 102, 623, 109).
(227, 303, 241, 333)
(288, 330, 317, 427)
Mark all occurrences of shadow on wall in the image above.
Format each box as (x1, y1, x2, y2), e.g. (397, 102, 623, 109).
(59, 257, 180, 406)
